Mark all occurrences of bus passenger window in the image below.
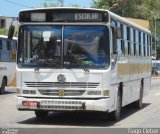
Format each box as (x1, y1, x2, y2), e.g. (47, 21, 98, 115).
(139, 31, 141, 56)
(10, 41, 16, 62)
(127, 27, 130, 55)
(111, 27, 117, 54)
(143, 33, 146, 57)
(0, 40, 2, 49)
(121, 40, 125, 55)
(1, 40, 11, 62)
(133, 29, 136, 56)
(7, 41, 11, 50)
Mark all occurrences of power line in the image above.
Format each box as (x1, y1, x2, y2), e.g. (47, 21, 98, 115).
(4, 0, 33, 8)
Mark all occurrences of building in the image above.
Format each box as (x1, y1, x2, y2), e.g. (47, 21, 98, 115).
(0, 16, 18, 30)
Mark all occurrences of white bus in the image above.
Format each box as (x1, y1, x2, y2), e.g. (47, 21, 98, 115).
(14, 8, 152, 120)
(0, 35, 17, 94)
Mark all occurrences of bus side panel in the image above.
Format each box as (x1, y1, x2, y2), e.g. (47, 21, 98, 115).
(143, 77, 151, 97)
(108, 84, 118, 112)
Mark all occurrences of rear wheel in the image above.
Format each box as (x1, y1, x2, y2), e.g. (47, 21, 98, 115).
(0, 78, 6, 95)
(134, 82, 143, 109)
(35, 110, 48, 119)
(109, 90, 122, 121)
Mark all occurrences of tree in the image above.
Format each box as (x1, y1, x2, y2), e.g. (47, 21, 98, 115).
(42, 0, 80, 7)
(43, 0, 60, 7)
(0, 28, 8, 36)
(0, 28, 18, 37)
(92, 0, 142, 18)
(156, 45, 160, 60)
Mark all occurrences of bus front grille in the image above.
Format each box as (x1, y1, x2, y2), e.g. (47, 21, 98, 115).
(25, 82, 100, 88)
(39, 100, 84, 110)
(38, 89, 85, 96)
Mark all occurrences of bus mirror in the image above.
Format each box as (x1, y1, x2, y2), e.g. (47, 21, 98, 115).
(8, 25, 15, 40)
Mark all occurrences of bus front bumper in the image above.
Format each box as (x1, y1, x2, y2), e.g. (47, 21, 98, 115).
(16, 97, 110, 112)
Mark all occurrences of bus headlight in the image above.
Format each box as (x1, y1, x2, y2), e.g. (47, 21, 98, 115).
(22, 90, 36, 95)
(87, 91, 101, 95)
(103, 90, 109, 96)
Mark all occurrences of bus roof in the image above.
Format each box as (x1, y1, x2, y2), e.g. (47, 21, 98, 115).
(19, 7, 151, 34)
(108, 10, 151, 34)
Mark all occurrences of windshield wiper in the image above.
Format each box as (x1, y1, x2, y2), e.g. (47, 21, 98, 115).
(34, 59, 45, 72)
(67, 49, 89, 73)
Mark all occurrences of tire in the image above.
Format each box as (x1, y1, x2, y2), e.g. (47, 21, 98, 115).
(134, 82, 143, 109)
(0, 79, 6, 95)
(35, 110, 48, 119)
(109, 90, 122, 121)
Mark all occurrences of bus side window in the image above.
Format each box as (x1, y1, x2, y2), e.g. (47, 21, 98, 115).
(123, 24, 128, 56)
(111, 27, 117, 54)
(133, 29, 136, 56)
(117, 22, 125, 56)
(7, 40, 11, 50)
(0, 40, 2, 61)
(11, 41, 16, 62)
(130, 27, 134, 56)
(135, 30, 139, 56)
(0, 40, 2, 49)
(120, 24, 125, 55)
(141, 32, 144, 57)
(127, 26, 130, 55)
(1, 39, 11, 62)
(111, 19, 117, 55)
(139, 31, 141, 56)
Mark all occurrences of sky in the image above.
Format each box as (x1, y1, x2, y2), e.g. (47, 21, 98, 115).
(0, 0, 93, 17)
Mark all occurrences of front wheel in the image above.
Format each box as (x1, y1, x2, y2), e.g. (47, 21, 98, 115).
(35, 110, 48, 119)
(109, 90, 122, 121)
(0, 79, 6, 95)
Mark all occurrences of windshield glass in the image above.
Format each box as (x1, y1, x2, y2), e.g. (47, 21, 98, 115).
(18, 25, 62, 68)
(64, 26, 109, 69)
(18, 25, 109, 69)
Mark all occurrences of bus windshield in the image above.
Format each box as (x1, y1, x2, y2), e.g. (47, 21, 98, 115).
(18, 25, 110, 69)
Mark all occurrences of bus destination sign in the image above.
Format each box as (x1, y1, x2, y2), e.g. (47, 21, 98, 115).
(52, 12, 105, 22)
(19, 9, 108, 23)
(75, 13, 99, 21)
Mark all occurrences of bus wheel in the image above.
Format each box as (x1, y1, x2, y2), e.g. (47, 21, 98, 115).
(0, 78, 6, 95)
(109, 90, 122, 121)
(134, 82, 143, 109)
(35, 110, 48, 119)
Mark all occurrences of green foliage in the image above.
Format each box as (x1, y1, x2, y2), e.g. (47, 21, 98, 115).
(70, 4, 81, 7)
(0, 28, 18, 37)
(0, 28, 8, 36)
(42, 0, 80, 7)
(92, 0, 142, 18)
(43, 0, 60, 7)
(156, 45, 160, 60)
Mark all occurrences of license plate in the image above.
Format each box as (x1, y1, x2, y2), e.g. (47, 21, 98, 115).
(22, 101, 37, 107)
